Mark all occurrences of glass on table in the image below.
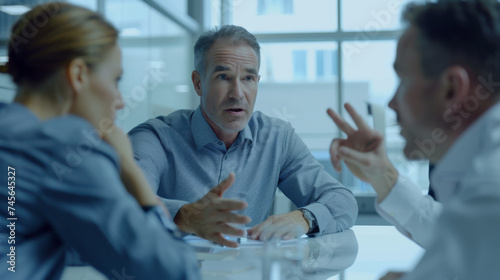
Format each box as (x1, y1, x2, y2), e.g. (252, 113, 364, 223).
(262, 237, 308, 280)
(225, 192, 248, 243)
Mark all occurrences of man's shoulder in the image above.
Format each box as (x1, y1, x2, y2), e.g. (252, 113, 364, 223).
(132, 109, 194, 132)
(156, 109, 194, 124)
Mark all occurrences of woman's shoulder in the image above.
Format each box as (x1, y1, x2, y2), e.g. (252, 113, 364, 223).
(41, 115, 118, 161)
(42, 115, 94, 143)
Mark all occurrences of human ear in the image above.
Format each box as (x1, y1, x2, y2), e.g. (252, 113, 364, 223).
(440, 65, 470, 105)
(191, 70, 203, 97)
(66, 58, 89, 96)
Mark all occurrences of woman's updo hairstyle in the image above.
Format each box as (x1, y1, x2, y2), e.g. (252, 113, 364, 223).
(1, 2, 118, 87)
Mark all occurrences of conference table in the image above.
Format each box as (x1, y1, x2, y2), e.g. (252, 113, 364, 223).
(61, 225, 424, 280)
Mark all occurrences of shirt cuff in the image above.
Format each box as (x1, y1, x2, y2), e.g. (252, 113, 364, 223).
(377, 175, 425, 226)
(144, 205, 183, 239)
(301, 202, 329, 236)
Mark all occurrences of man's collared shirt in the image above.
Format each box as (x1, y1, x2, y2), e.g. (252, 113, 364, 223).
(402, 102, 500, 280)
(376, 175, 442, 248)
(129, 106, 358, 235)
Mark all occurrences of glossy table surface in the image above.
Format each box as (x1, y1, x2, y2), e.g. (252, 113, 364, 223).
(189, 228, 358, 280)
(61, 225, 424, 280)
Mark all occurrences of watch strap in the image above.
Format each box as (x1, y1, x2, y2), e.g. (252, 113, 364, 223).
(299, 208, 318, 234)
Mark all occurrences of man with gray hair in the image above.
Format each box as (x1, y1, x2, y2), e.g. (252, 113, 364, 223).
(129, 25, 357, 247)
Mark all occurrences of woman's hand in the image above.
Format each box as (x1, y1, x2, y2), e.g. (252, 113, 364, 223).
(101, 125, 159, 207)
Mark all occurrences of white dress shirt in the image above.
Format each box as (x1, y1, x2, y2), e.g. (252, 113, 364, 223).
(376, 176, 443, 248)
(382, 102, 500, 279)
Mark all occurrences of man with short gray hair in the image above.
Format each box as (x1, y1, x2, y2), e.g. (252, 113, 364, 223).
(129, 25, 357, 247)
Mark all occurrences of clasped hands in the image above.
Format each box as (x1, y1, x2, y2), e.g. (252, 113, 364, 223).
(174, 172, 309, 248)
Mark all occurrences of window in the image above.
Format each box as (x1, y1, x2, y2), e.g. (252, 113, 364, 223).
(257, 0, 293, 15)
(0, 0, 196, 131)
(292, 50, 307, 79)
(255, 42, 339, 150)
(232, 0, 430, 194)
(210, 0, 222, 27)
(105, 0, 194, 132)
(316, 50, 338, 79)
(233, 0, 338, 33)
(341, 0, 414, 31)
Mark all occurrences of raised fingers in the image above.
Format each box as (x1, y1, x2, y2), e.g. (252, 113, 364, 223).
(327, 108, 355, 135)
(344, 103, 369, 131)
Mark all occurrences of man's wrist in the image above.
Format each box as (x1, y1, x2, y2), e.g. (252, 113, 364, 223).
(372, 165, 399, 203)
(173, 204, 194, 234)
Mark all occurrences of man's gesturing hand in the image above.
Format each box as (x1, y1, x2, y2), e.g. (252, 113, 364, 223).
(174, 173, 251, 248)
(327, 103, 399, 202)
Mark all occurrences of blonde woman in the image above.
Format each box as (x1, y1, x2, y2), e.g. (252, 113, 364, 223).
(0, 3, 200, 279)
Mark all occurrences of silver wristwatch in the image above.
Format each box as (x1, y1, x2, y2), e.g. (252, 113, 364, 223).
(299, 208, 317, 234)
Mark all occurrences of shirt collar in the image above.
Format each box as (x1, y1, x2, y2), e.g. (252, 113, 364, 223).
(191, 106, 253, 150)
(237, 120, 253, 145)
(431, 101, 500, 201)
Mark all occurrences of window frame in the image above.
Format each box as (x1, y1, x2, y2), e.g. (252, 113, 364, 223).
(222, 1, 429, 212)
